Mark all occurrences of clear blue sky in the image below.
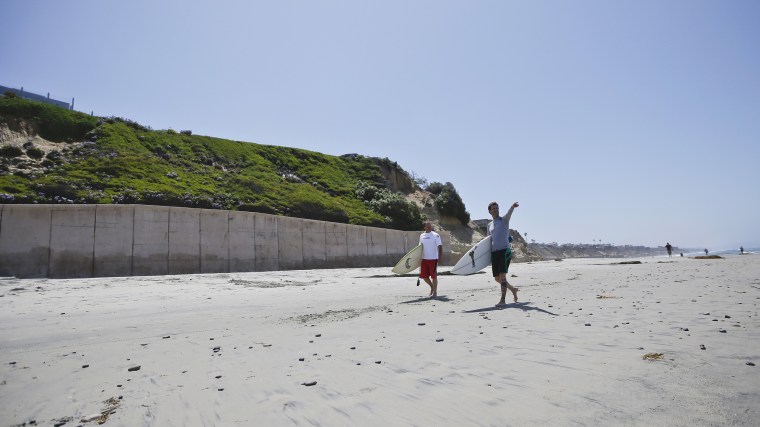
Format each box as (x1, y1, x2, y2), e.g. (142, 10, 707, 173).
(2, 0, 759, 250)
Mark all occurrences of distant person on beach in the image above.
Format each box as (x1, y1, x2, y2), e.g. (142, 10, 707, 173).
(665, 242, 673, 257)
(704, 248, 709, 255)
(419, 221, 442, 297)
(740, 246, 744, 254)
(487, 201, 520, 306)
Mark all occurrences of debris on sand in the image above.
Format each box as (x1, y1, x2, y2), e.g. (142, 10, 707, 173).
(642, 352, 664, 361)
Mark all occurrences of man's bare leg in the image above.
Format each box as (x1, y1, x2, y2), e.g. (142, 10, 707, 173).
(494, 276, 506, 306)
(431, 277, 438, 297)
(503, 281, 518, 302)
(495, 274, 518, 305)
(423, 278, 434, 296)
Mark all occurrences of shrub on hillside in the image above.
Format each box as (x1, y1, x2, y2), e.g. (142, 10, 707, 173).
(26, 147, 44, 159)
(426, 181, 445, 195)
(409, 171, 428, 189)
(34, 182, 79, 201)
(355, 181, 423, 230)
(0, 146, 24, 158)
(427, 181, 470, 225)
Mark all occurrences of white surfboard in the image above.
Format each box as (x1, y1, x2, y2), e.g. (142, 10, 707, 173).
(450, 236, 492, 275)
(391, 244, 423, 274)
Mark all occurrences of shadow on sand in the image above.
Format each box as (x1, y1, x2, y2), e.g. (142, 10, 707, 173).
(463, 302, 558, 316)
(363, 271, 468, 278)
(400, 295, 452, 304)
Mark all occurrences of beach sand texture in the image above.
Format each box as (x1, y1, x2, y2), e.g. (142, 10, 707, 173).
(1, 255, 759, 426)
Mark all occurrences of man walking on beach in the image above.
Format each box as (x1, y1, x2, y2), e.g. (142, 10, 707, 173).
(488, 201, 519, 306)
(665, 242, 673, 257)
(419, 221, 443, 297)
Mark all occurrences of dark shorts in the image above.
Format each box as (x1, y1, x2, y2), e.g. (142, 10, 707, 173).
(491, 248, 512, 277)
(420, 259, 438, 279)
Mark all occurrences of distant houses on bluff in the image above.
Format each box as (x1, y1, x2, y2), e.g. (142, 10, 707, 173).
(1, 84, 73, 110)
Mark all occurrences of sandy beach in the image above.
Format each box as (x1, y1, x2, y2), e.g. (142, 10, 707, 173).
(1, 255, 759, 426)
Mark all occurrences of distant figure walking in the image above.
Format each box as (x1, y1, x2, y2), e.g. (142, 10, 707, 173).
(665, 242, 673, 257)
(704, 248, 709, 255)
(740, 246, 744, 254)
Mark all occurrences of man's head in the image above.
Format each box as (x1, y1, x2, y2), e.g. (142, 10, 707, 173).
(424, 221, 433, 232)
(487, 202, 499, 214)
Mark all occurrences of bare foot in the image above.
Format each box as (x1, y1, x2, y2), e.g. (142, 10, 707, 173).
(495, 301, 507, 307)
(511, 287, 519, 302)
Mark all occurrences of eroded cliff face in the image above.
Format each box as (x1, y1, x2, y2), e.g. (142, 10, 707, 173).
(0, 120, 82, 176)
(376, 159, 414, 194)
(508, 230, 544, 262)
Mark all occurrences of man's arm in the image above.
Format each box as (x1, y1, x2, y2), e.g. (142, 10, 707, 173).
(503, 202, 519, 221)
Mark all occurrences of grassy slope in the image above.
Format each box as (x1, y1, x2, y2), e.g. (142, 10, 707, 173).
(0, 97, 404, 228)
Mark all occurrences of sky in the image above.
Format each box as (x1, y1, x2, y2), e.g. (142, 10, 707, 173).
(2, 0, 759, 250)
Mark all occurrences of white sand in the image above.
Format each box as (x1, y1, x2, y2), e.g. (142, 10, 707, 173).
(1, 255, 759, 426)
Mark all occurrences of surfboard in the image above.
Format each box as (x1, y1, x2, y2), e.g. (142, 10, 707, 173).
(450, 235, 492, 275)
(391, 244, 423, 274)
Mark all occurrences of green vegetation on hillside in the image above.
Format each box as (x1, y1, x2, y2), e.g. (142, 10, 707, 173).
(0, 95, 98, 142)
(426, 181, 470, 225)
(0, 96, 429, 230)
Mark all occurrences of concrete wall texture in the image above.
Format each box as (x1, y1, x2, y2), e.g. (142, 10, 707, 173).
(0, 204, 450, 279)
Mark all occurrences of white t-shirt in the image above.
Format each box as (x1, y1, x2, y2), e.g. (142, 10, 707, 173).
(419, 231, 442, 260)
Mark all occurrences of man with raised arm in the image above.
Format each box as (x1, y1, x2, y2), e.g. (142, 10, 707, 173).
(487, 201, 519, 306)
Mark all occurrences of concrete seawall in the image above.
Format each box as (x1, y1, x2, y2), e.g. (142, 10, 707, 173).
(0, 204, 450, 278)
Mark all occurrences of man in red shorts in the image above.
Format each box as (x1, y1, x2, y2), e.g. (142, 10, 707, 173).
(419, 221, 443, 297)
